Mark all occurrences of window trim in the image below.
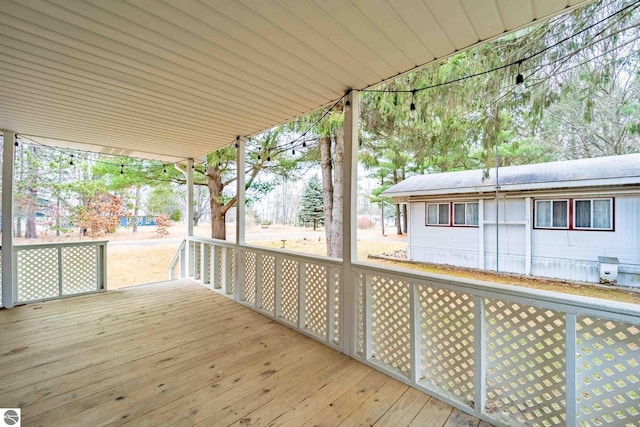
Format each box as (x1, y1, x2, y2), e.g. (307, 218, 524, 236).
(573, 198, 614, 231)
(426, 202, 450, 226)
(534, 199, 569, 229)
(452, 202, 479, 227)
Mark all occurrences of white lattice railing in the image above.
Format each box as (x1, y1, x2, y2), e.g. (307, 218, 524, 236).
(178, 237, 640, 427)
(13, 241, 107, 303)
(353, 264, 640, 427)
(183, 237, 342, 348)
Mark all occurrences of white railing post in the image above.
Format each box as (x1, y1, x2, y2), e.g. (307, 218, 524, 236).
(98, 242, 107, 290)
(473, 296, 486, 416)
(298, 262, 307, 330)
(566, 313, 577, 427)
(201, 243, 210, 285)
(213, 245, 222, 289)
(410, 283, 420, 384)
(326, 267, 338, 344)
(274, 256, 283, 318)
(57, 246, 63, 297)
(255, 253, 263, 310)
(2, 130, 16, 308)
(223, 247, 233, 296)
(364, 274, 373, 360)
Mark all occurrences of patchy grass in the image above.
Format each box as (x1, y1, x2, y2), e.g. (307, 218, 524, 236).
(108, 244, 176, 290)
(248, 238, 406, 261)
(101, 225, 639, 305)
(367, 257, 640, 305)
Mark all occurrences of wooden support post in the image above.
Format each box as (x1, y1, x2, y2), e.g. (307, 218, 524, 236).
(341, 90, 359, 355)
(2, 130, 15, 308)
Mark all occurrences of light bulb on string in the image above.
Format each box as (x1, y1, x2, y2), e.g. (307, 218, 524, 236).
(302, 141, 306, 148)
(69, 155, 74, 166)
(514, 60, 526, 94)
(235, 136, 239, 148)
(292, 149, 295, 155)
(120, 164, 124, 175)
(409, 90, 417, 119)
(344, 99, 351, 112)
(267, 155, 271, 162)
(163, 165, 167, 174)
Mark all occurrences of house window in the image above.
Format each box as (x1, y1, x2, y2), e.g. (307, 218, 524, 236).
(574, 199, 613, 230)
(453, 202, 479, 226)
(427, 203, 450, 225)
(535, 200, 568, 228)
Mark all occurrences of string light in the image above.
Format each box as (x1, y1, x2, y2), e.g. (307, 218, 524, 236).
(344, 99, 351, 111)
(409, 90, 417, 119)
(163, 164, 167, 174)
(69, 155, 74, 166)
(361, 0, 639, 95)
(120, 164, 124, 175)
(514, 60, 526, 94)
(235, 136, 239, 148)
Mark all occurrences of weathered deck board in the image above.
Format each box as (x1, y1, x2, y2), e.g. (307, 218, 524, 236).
(0, 281, 487, 426)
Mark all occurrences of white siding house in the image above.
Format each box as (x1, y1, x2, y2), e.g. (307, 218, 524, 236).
(383, 154, 640, 287)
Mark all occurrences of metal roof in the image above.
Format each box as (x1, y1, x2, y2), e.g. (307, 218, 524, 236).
(0, 0, 593, 163)
(382, 153, 640, 197)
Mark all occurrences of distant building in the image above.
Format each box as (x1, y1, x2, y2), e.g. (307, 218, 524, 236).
(382, 154, 640, 287)
(120, 214, 157, 227)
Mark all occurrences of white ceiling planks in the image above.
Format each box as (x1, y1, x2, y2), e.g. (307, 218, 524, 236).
(0, 0, 594, 162)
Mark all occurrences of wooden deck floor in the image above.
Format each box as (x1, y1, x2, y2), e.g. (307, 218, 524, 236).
(0, 281, 488, 427)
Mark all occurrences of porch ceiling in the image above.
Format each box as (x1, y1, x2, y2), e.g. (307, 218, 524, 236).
(0, 0, 593, 163)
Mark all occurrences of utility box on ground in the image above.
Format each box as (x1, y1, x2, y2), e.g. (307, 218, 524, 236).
(598, 256, 619, 285)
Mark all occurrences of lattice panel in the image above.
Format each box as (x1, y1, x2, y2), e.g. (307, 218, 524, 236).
(304, 262, 327, 337)
(280, 258, 299, 323)
(420, 286, 475, 405)
(229, 248, 236, 294)
(17, 248, 59, 301)
(576, 316, 640, 427)
(485, 299, 566, 426)
(244, 251, 256, 304)
(193, 243, 201, 280)
(371, 275, 411, 376)
(203, 245, 212, 284)
(356, 273, 364, 356)
(332, 268, 341, 345)
(260, 255, 276, 313)
(213, 248, 223, 289)
(62, 246, 97, 295)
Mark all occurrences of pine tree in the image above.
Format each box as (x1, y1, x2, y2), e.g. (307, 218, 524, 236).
(297, 175, 324, 231)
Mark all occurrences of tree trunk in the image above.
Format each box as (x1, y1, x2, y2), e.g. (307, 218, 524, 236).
(319, 136, 334, 254)
(329, 132, 344, 258)
(132, 184, 140, 233)
(25, 187, 38, 239)
(402, 204, 408, 234)
(25, 146, 38, 239)
(207, 165, 226, 240)
(395, 204, 402, 235)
